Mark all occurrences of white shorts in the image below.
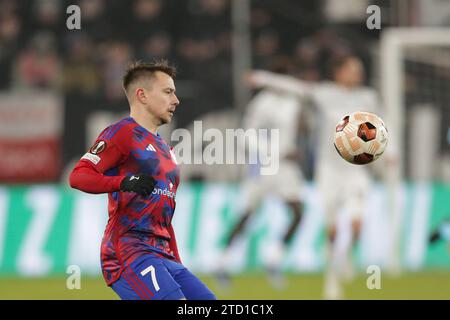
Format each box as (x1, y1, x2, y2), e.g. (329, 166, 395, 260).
(242, 160, 304, 211)
(316, 165, 370, 227)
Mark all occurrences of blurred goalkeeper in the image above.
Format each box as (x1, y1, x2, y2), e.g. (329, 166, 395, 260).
(247, 54, 393, 299)
(69, 60, 215, 300)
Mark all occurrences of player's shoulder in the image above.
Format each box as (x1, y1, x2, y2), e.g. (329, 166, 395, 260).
(98, 116, 136, 141)
(250, 89, 278, 103)
(314, 81, 338, 95)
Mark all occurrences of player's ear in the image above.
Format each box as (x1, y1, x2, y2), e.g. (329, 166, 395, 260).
(135, 87, 146, 104)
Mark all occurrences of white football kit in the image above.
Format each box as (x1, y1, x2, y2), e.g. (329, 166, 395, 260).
(313, 82, 377, 226)
(252, 72, 379, 226)
(241, 88, 305, 211)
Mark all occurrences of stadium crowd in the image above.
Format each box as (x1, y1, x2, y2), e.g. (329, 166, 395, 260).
(0, 0, 384, 180)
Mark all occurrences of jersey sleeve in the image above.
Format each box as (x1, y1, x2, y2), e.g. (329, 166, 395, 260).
(251, 70, 314, 97)
(69, 125, 131, 194)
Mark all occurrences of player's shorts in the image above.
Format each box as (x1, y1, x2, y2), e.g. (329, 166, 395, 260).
(242, 159, 304, 211)
(111, 254, 216, 300)
(316, 164, 370, 227)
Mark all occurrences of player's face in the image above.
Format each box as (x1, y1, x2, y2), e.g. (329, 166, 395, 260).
(144, 71, 180, 125)
(335, 58, 364, 88)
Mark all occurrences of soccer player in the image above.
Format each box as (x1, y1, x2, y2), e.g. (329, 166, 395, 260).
(215, 62, 305, 289)
(69, 60, 216, 300)
(247, 54, 388, 299)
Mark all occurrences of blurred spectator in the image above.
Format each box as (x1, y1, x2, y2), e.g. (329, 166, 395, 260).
(79, 0, 111, 42)
(15, 32, 61, 89)
(99, 41, 133, 102)
(251, 7, 273, 32)
(63, 34, 102, 97)
(62, 33, 103, 166)
(0, 0, 16, 13)
(183, 0, 230, 39)
(0, 0, 380, 178)
(127, 0, 170, 47)
(30, 0, 62, 35)
(174, 33, 232, 128)
(179, 38, 219, 62)
(253, 29, 280, 69)
(0, 7, 21, 89)
(139, 32, 174, 61)
(292, 39, 321, 81)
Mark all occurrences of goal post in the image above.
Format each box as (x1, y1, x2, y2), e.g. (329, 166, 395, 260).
(380, 28, 450, 274)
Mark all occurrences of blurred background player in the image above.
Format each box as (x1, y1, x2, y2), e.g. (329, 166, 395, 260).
(247, 54, 383, 299)
(70, 60, 216, 300)
(215, 58, 306, 289)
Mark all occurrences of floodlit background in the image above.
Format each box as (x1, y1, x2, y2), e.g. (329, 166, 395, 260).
(1, 0, 450, 299)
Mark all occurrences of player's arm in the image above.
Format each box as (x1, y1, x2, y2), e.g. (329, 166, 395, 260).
(168, 223, 182, 264)
(246, 70, 314, 97)
(70, 162, 124, 194)
(70, 139, 156, 196)
(69, 140, 127, 194)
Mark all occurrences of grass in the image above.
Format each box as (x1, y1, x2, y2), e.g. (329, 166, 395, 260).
(1, 271, 449, 300)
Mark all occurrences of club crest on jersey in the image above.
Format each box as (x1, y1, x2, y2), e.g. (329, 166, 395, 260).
(90, 140, 106, 155)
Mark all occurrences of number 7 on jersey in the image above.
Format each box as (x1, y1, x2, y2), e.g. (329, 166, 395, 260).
(141, 265, 160, 292)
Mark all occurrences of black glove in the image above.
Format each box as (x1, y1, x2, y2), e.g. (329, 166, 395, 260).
(120, 174, 156, 197)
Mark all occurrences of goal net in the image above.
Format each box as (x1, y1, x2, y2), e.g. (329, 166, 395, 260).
(380, 28, 450, 273)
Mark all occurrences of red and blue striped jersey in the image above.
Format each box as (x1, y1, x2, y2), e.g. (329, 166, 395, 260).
(70, 116, 181, 285)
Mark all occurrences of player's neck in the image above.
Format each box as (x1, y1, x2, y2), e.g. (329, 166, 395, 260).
(129, 110, 159, 134)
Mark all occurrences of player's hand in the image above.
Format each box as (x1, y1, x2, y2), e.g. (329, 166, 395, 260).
(120, 174, 156, 197)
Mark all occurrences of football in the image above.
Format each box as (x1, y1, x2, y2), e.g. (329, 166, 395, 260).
(334, 111, 388, 165)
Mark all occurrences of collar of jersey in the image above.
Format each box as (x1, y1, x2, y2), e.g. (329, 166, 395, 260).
(127, 116, 162, 140)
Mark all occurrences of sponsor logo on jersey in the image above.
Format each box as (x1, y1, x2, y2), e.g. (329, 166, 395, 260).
(81, 152, 101, 165)
(90, 140, 106, 155)
(130, 176, 140, 181)
(152, 187, 176, 199)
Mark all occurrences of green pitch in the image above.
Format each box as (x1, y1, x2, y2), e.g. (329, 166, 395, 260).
(1, 271, 449, 300)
